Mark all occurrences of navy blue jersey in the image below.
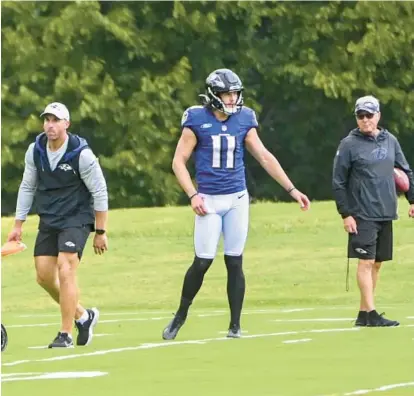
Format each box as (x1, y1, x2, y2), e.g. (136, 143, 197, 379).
(182, 106, 258, 194)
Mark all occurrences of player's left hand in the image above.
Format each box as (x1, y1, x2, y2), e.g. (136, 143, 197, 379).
(409, 204, 414, 218)
(93, 234, 108, 255)
(290, 189, 311, 211)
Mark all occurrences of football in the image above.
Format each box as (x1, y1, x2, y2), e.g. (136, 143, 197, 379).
(394, 168, 409, 193)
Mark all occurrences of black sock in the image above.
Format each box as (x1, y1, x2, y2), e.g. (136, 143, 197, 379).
(225, 255, 245, 327)
(176, 256, 213, 317)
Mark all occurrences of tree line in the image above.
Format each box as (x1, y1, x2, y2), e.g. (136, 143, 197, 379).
(2, 1, 413, 214)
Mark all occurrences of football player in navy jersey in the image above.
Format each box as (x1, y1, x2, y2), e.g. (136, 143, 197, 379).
(163, 69, 310, 340)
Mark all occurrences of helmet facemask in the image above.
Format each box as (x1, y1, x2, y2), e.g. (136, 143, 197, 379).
(206, 87, 244, 115)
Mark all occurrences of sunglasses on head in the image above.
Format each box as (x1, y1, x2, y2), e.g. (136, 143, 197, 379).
(356, 112, 375, 120)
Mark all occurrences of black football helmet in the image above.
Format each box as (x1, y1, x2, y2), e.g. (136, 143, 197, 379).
(200, 69, 244, 115)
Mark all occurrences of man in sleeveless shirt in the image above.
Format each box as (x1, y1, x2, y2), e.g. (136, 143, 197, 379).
(7, 102, 109, 348)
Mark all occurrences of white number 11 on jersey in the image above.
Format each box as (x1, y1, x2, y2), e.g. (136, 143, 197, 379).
(211, 135, 236, 169)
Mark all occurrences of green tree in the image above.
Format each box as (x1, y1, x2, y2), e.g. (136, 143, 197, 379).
(2, 1, 413, 213)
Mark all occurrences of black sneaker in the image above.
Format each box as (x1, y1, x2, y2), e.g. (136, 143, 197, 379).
(355, 311, 368, 327)
(48, 332, 74, 348)
(367, 310, 400, 327)
(227, 324, 241, 338)
(162, 314, 186, 340)
(75, 308, 100, 346)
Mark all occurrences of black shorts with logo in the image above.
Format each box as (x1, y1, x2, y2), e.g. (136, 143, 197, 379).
(34, 225, 92, 259)
(348, 218, 393, 262)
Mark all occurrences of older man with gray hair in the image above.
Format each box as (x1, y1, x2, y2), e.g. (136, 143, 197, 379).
(332, 95, 414, 327)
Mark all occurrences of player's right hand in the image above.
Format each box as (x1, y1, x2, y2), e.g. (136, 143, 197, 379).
(7, 227, 22, 242)
(191, 195, 208, 216)
(409, 204, 414, 218)
(343, 216, 357, 234)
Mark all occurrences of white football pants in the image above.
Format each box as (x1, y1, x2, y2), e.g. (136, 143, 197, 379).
(194, 190, 249, 259)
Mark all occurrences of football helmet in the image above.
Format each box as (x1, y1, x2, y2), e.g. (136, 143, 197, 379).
(200, 69, 244, 115)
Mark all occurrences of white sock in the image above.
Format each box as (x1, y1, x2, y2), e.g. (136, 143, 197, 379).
(76, 310, 89, 324)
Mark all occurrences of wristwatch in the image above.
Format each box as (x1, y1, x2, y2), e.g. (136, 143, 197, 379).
(95, 229, 106, 235)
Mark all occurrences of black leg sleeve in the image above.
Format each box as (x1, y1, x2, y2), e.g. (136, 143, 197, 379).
(176, 256, 213, 317)
(224, 254, 245, 327)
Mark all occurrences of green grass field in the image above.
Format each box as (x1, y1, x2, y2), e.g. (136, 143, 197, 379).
(1, 200, 413, 395)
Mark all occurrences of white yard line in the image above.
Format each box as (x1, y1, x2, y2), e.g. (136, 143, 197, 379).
(16, 310, 230, 318)
(13, 308, 311, 320)
(8, 311, 413, 329)
(94, 333, 116, 337)
(243, 308, 314, 314)
(17, 311, 175, 318)
(18, 306, 403, 319)
(10, 306, 408, 322)
(98, 317, 170, 324)
(7, 322, 61, 329)
(271, 318, 354, 323)
(319, 381, 414, 395)
(7, 317, 173, 328)
(1, 311, 330, 328)
(282, 338, 312, 344)
(3, 327, 359, 368)
(196, 313, 230, 317)
(2, 373, 41, 377)
(1, 371, 108, 382)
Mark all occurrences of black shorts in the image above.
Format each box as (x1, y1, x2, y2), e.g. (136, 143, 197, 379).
(34, 225, 92, 259)
(347, 218, 393, 262)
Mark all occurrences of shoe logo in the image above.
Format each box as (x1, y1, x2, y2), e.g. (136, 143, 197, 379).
(355, 247, 368, 254)
(237, 193, 246, 199)
(58, 164, 73, 172)
(65, 241, 76, 247)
